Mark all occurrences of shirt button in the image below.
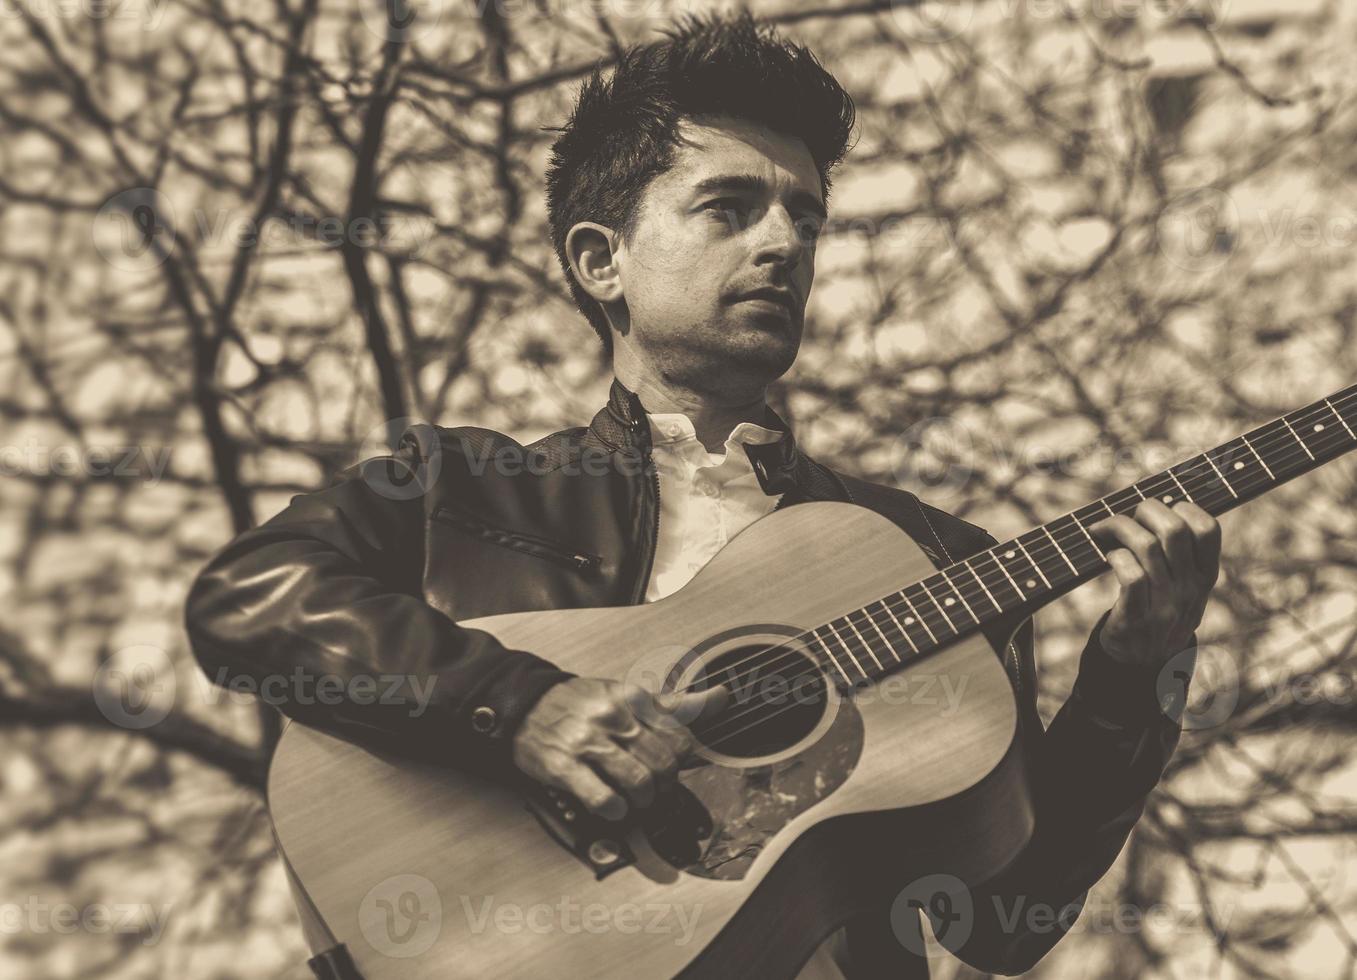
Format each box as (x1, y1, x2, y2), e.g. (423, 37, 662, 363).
(697, 480, 718, 497)
(665, 424, 682, 437)
(470, 706, 497, 733)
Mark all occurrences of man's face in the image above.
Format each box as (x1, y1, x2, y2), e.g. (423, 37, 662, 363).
(606, 114, 824, 392)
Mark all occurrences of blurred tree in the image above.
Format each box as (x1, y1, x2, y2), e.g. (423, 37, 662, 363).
(1, 1, 1354, 977)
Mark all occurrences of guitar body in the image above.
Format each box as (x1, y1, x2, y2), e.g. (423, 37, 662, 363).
(268, 501, 1035, 978)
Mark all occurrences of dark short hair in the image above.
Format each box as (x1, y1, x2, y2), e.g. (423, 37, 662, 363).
(544, 11, 856, 350)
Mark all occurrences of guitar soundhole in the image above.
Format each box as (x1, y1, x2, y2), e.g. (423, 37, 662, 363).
(688, 644, 829, 759)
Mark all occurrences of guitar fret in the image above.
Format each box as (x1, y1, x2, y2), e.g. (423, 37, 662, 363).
(862, 608, 903, 664)
(895, 590, 940, 644)
(1138, 471, 1177, 507)
(1040, 525, 1079, 576)
(918, 579, 962, 632)
(873, 599, 922, 655)
(1327, 398, 1356, 441)
(940, 568, 982, 620)
(1240, 432, 1276, 480)
(808, 632, 854, 687)
(1014, 538, 1053, 589)
(842, 616, 885, 672)
(1165, 467, 1193, 503)
(984, 549, 1028, 603)
(830, 388, 1357, 680)
(823, 622, 868, 679)
(1202, 453, 1238, 499)
(1291, 403, 1348, 461)
(1170, 454, 1227, 507)
(963, 558, 1004, 612)
(1207, 440, 1271, 499)
(1281, 416, 1316, 461)
(1067, 514, 1106, 562)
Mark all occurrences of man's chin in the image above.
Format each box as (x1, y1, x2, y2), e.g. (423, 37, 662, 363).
(696, 328, 800, 382)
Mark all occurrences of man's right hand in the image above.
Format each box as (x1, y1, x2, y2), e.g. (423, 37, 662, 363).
(511, 677, 728, 821)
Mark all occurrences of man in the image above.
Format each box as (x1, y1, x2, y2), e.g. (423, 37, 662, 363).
(185, 13, 1220, 978)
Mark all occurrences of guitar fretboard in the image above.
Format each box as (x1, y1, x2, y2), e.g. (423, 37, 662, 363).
(808, 384, 1357, 688)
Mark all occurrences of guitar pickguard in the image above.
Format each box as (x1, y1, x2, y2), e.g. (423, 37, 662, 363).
(641, 697, 864, 880)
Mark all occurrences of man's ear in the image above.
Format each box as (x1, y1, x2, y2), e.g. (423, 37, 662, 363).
(565, 222, 624, 305)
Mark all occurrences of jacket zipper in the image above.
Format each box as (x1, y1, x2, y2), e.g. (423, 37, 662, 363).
(431, 505, 602, 572)
(629, 421, 662, 605)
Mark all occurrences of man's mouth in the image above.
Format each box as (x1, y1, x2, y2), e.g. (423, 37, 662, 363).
(734, 288, 797, 317)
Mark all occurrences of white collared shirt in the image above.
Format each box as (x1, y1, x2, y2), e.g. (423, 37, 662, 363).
(642, 411, 785, 602)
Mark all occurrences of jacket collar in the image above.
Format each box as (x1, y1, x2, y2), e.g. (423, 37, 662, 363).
(590, 377, 844, 500)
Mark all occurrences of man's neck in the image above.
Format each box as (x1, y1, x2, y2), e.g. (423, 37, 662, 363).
(614, 365, 769, 454)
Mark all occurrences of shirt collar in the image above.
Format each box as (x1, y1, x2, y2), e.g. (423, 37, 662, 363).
(596, 376, 823, 498)
(645, 411, 783, 451)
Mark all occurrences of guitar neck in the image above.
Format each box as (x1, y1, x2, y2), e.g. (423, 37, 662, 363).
(810, 384, 1357, 688)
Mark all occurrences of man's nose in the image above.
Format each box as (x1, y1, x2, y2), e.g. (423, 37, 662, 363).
(753, 205, 810, 268)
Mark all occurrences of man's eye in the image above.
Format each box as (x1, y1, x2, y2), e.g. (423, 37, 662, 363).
(704, 198, 748, 221)
(796, 215, 825, 240)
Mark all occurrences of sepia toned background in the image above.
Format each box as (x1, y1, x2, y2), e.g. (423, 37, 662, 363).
(2, 0, 1356, 976)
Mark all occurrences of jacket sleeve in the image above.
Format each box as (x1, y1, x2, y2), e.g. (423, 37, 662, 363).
(947, 605, 1192, 974)
(183, 423, 575, 775)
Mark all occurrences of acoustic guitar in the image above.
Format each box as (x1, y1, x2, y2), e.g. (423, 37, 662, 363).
(267, 383, 1356, 978)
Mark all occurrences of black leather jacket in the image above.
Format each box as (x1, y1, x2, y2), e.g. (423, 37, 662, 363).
(185, 378, 1189, 977)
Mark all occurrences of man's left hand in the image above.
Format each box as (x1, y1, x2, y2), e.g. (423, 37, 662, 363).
(1088, 499, 1221, 666)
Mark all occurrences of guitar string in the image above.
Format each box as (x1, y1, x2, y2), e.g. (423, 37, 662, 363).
(675, 391, 1357, 753)
(681, 387, 1357, 711)
(682, 388, 1357, 735)
(692, 399, 1357, 752)
(692, 398, 1357, 751)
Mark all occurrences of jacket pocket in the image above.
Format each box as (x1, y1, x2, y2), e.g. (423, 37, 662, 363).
(431, 505, 602, 572)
